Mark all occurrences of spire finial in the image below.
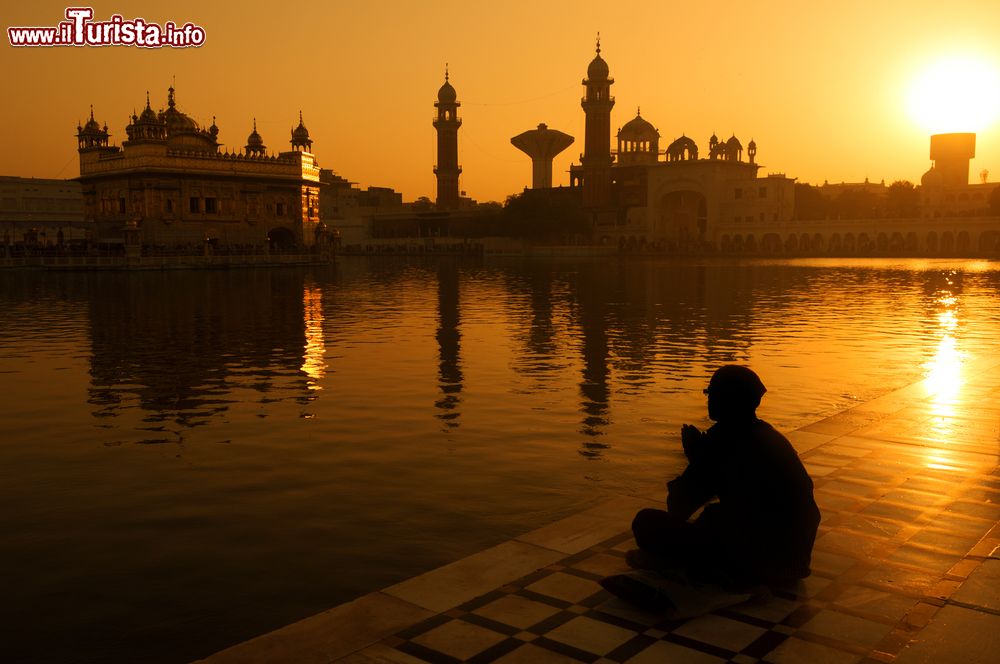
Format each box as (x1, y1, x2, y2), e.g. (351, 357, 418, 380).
(299, 110, 303, 124)
(253, 117, 257, 131)
(145, 91, 151, 109)
(637, 106, 640, 116)
(445, 62, 449, 82)
(596, 32, 601, 55)
(167, 83, 175, 108)
(89, 104, 94, 120)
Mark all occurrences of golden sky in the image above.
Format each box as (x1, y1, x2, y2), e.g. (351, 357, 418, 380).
(2, 0, 999, 202)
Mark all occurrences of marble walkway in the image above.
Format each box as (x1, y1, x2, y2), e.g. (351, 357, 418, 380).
(200, 359, 1000, 664)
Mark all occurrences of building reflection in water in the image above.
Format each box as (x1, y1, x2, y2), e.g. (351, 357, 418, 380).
(435, 262, 463, 429)
(87, 270, 310, 437)
(301, 279, 326, 391)
(575, 269, 611, 457)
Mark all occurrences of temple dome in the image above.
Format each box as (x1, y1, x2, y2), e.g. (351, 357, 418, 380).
(921, 166, 943, 188)
(438, 80, 457, 103)
(292, 112, 310, 141)
(618, 111, 657, 139)
(247, 120, 264, 149)
(587, 53, 609, 80)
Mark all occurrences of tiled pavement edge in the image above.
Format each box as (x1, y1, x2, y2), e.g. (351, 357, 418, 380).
(200, 359, 1000, 664)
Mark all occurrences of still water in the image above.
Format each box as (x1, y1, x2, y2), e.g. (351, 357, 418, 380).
(2, 257, 999, 663)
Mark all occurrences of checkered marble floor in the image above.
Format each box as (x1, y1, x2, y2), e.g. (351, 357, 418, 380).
(201, 360, 1000, 664)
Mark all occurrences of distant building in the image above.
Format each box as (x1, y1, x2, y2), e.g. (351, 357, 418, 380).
(568, 40, 795, 250)
(318, 169, 404, 247)
(921, 133, 998, 218)
(0, 176, 87, 246)
(75, 87, 324, 251)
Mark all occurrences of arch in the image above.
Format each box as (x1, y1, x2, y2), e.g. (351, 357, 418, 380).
(720, 234, 732, 252)
(799, 233, 811, 252)
(957, 231, 970, 253)
(905, 232, 918, 252)
(844, 233, 856, 253)
(829, 233, 843, 253)
(762, 233, 781, 253)
(858, 233, 871, 252)
(732, 234, 744, 252)
(889, 232, 904, 253)
(941, 231, 955, 253)
(657, 189, 708, 250)
(785, 234, 798, 252)
(267, 226, 296, 250)
(812, 233, 825, 253)
(876, 232, 889, 252)
(745, 234, 757, 253)
(979, 231, 1000, 254)
(926, 231, 938, 254)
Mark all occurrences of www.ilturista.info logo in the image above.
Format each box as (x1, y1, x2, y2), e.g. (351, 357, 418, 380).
(8, 7, 205, 48)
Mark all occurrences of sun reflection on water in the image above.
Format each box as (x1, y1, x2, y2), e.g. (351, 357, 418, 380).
(923, 288, 964, 466)
(301, 282, 326, 389)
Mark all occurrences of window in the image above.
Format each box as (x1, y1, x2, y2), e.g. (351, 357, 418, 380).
(165, 199, 173, 213)
(119, 197, 126, 213)
(205, 197, 217, 213)
(759, 187, 767, 198)
(276, 202, 285, 216)
(734, 188, 743, 199)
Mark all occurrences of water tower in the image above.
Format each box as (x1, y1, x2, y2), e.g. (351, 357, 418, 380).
(511, 123, 575, 189)
(929, 133, 976, 186)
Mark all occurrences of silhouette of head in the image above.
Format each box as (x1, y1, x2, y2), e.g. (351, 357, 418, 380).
(705, 365, 767, 422)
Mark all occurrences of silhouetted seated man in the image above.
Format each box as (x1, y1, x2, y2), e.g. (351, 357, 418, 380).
(625, 366, 820, 597)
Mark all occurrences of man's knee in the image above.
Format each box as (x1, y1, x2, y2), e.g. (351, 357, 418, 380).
(632, 508, 673, 548)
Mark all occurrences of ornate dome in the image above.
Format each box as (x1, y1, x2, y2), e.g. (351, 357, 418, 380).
(438, 79, 457, 103)
(158, 86, 201, 134)
(587, 53, 609, 80)
(138, 93, 159, 124)
(291, 111, 313, 150)
(77, 105, 111, 149)
(292, 111, 309, 140)
(666, 135, 699, 161)
(618, 109, 658, 140)
(247, 120, 263, 147)
(921, 166, 943, 188)
(80, 107, 102, 134)
(725, 135, 742, 150)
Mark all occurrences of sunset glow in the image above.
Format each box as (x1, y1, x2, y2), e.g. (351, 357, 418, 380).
(908, 55, 1000, 134)
(3, 2, 1000, 200)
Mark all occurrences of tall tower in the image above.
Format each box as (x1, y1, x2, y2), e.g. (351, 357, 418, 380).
(433, 67, 462, 210)
(581, 35, 614, 209)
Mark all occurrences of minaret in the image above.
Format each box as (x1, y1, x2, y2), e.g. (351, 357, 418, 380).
(433, 66, 462, 210)
(581, 35, 615, 209)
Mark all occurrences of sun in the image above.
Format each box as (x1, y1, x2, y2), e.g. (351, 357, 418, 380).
(907, 55, 1000, 134)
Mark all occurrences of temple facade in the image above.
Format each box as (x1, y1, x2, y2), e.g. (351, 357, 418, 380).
(75, 87, 324, 251)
